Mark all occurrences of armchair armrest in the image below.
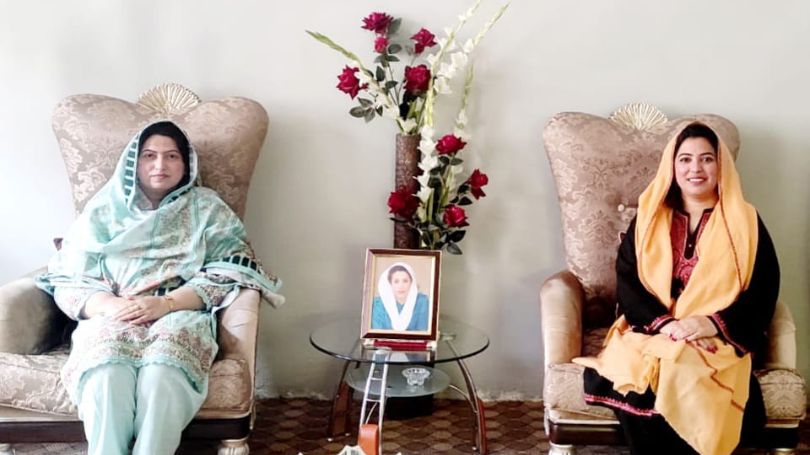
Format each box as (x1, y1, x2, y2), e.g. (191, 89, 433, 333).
(217, 289, 261, 389)
(539, 270, 585, 369)
(764, 300, 797, 370)
(0, 268, 67, 354)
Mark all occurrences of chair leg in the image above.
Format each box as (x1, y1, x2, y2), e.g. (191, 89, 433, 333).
(217, 437, 249, 455)
(0, 444, 14, 455)
(548, 442, 576, 455)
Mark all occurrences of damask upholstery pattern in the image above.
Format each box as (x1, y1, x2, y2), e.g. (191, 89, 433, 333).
(0, 344, 251, 417)
(52, 94, 269, 219)
(542, 113, 739, 327)
(545, 363, 807, 423)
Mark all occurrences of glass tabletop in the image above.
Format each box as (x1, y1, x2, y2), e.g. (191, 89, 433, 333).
(310, 317, 489, 364)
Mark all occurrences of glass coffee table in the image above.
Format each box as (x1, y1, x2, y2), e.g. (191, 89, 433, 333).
(310, 317, 490, 454)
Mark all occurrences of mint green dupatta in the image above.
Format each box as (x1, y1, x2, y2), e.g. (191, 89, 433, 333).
(37, 124, 283, 307)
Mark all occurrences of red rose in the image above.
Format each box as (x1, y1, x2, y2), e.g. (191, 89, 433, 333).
(362, 12, 393, 34)
(336, 66, 363, 99)
(374, 36, 389, 54)
(435, 134, 467, 155)
(404, 65, 431, 94)
(387, 186, 419, 219)
(443, 205, 469, 228)
(411, 28, 437, 54)
(467, 169, 489, 199)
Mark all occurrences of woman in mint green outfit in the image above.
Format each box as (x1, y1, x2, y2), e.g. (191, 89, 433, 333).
(36, 121, 283, 455)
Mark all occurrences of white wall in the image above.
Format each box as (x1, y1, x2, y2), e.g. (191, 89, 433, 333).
(1, 0, 808, 399)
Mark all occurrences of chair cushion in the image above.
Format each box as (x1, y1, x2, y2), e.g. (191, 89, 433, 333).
(0, 344, 252, 418)
(544, 362, 807, 425)
(51, 93, 268, 219)
(543, 112, 739, 327)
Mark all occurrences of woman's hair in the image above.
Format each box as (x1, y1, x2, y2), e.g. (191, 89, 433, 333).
(387, 264, 413, 283)
(664, 123, 720, 209)
(138, 121, 192, 188)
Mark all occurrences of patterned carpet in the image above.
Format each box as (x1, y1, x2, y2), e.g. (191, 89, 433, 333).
(10, 398, 810, 454)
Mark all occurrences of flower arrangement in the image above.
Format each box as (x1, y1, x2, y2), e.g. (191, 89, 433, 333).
(308, 1, 507, 254)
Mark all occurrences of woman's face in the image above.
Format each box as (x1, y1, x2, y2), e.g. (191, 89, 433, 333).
(137, 134, 185, 204)
(390, 270, 412, 301)
(673, 137, 718, 204)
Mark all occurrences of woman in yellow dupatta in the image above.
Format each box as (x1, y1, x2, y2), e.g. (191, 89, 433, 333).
(574, 122, 779, 455)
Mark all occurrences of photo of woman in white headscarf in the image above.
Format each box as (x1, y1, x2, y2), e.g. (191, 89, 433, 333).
(370, 262, 430, 331)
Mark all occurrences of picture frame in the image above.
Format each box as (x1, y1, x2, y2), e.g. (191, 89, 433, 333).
(360, 248, 441, 343)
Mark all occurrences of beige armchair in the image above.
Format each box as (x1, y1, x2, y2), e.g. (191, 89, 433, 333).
(539, 105, 807, 455)
(0, 84, 269, 455)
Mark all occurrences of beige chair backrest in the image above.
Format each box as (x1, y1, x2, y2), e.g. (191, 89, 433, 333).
(542, 105, 739, 328)
(51, 83, 268, 220)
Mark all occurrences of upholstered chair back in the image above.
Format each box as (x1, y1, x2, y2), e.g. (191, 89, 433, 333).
(51, 84, 268, 219)
(542, 110, 739, 329)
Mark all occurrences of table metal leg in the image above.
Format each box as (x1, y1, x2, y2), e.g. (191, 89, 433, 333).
(327, 360, 353, 439)
(456, 357, 488, 454)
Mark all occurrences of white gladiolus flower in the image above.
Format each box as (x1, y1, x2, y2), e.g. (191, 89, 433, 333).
(416, 207, 427, 222)
(418, 155, 439, 172)
(450, 164, 465, 175)
(455, 110, 469, 126)
(419, 139, 436, 154)
(463, 39, 475, 53)
(444, 27, 454, 36)
(451, 52, 468, 69)
(417, 186, 434, 203)
(420, 125, 435, 139)
(438, 62, 457, 79)
(434, 77, 452, 95)
(426, 54, 439, 66)
(400, 119, 418, 133)
(416, 172, 432, 187)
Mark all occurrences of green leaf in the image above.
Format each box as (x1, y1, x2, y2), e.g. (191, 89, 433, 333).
(306, 31, 366, 70)
(450, 158, 463, 165)
(375, 66, 385, 82)
(364, 109, 375, 122)
(388, 43, 402, 54)
(358, 98, 373, 107)
(375, 107, 383, 115)
(449, 230, 466, 242)
(438, 156, 450, 165)
(458, 196, 473, 206)
(387, 55, 400, 62)
(349, 106, 366, 118)
(446, 242, 463, 255)
(385, 80, 398, 90)
(389, 18, 402, 34)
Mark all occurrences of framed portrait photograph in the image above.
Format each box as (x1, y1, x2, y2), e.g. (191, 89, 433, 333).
(360, 248, 441, 343)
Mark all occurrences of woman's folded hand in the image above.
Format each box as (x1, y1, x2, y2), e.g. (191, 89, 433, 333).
(659, 316, 719, 352)
(113, 296, 169, 325)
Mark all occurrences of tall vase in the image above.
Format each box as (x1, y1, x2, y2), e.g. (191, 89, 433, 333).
(394, 133, 421, 249)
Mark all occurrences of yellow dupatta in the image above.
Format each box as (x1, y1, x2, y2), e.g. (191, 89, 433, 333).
(575, 123, 758, 455)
